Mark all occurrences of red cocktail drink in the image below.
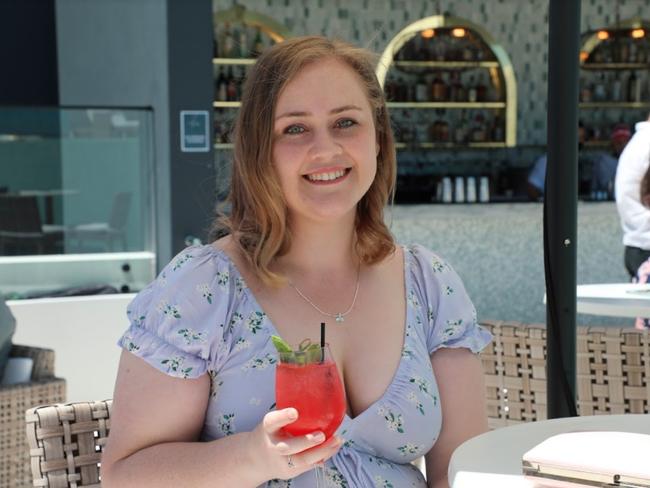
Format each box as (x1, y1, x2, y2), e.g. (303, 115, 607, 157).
(276, 359, 346, 439)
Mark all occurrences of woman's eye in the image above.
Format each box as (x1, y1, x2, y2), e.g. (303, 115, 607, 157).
(284, 125, 304, 135)
(336, 118, 357, 129)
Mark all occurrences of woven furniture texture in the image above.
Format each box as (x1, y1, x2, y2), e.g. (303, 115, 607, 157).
(0, 345, 66, 488)
(19, 323, 649, 485)
(25, 400, 112, 488)
(480, 320, 650, 429)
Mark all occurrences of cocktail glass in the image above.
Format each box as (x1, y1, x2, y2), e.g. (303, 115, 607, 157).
(275, 345, 346, 487)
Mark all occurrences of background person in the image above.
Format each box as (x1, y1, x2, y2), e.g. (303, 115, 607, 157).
(526, 123, 587, 201)
(589, 124, 631, 200)
(101, 36, 491, 488)
(614, 113, 650, 278)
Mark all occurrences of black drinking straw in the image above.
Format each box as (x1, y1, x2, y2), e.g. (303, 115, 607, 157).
(320, 322, 326, 363)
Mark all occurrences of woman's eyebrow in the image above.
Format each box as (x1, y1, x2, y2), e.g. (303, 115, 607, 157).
(274, 104, 363, 121)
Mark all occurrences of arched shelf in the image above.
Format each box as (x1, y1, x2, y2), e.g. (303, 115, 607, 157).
(212, 6, 292, 148)
(377, 15, 517, 148)
(580, 17, 650, 66)
(577, 17, 650, 146)
(213, 4, 291, 45)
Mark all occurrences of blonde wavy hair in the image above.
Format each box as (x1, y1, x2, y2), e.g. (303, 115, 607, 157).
(216, 36, 396, 286)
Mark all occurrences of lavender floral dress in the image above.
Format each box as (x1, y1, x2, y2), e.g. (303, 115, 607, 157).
(118, 243, 491, 487)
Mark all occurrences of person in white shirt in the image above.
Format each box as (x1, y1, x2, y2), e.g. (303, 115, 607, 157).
(614, 114, 650, 278)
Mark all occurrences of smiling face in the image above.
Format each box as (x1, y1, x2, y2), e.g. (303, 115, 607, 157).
(272, 57, 379, 226)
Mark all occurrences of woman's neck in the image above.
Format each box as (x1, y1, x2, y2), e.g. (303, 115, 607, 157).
(276, 213, 359, 279)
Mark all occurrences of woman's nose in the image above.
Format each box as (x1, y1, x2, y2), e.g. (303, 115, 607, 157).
(307, 129, 343, 162)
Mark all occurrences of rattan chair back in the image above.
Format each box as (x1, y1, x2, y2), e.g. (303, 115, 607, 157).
(0, 345, 65, 488)
(480, 320, 650, 429)
(25, 400, 111, 488)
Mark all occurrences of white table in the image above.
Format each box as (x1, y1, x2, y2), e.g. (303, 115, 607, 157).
(576, 283, 650, 318)
(449, 414, 650, 487)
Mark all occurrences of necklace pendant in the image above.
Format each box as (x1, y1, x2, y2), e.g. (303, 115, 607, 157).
(335, 313, 344, 323)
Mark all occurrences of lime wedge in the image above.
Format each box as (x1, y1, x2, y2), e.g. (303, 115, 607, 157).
(271, 335, 293, 353)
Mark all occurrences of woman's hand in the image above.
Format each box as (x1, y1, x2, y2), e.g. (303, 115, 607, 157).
(249, 408, 343, 481)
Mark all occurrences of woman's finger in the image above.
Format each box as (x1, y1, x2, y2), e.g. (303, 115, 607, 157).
(290, 435, 343, 467)
(262, 408, 298, 435)
(274, 431, 326, 454)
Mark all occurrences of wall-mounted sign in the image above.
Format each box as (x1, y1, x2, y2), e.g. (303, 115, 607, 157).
(180, 110, 209, 152)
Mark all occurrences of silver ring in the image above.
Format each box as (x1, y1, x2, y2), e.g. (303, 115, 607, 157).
(287, 455, 295, 468)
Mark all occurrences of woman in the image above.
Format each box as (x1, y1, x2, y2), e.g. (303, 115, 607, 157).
(102, 36, 491, 488)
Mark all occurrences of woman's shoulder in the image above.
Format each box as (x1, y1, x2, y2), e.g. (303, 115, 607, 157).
(402, 243, 453, 276)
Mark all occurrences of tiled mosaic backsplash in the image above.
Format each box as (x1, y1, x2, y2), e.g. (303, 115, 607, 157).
(214, 0, 650, 148)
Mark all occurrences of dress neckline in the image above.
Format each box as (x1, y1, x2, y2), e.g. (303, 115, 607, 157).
(204, 243, 413, 422)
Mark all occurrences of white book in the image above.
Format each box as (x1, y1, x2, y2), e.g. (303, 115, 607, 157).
(522, 431, 650, 487)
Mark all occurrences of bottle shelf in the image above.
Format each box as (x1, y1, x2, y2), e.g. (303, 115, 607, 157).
(579, 101, 650, 109)
(387, 101, 506, 109)
(395, 141, 506, 149)
(582, 63, 650, 70)
(213, 58, 257, 66)
(394, 60, 500, 69)
(213, 101, 241, 108)
(215, 143, 234, 150)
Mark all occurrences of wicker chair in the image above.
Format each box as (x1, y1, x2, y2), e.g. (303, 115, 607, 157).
(480, 320, 650, 429)
(0, 345, 65, 488)
(25, 400, 112, 488)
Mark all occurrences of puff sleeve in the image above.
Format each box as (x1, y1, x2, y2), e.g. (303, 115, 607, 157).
(117, 246, 229, 379)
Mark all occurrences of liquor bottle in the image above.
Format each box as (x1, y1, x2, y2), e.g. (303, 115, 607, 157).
(467, 75, 477, 103)
(226, 67, 237, 101)
(432, 73, 447, 102)
(222, 23, 235, 58)
(238, 27, 248, 58)
(471, 112, 486, 142)
(252, 27, 264, 57)
(476, 73, 487, 102)
(216, 68, 227, 102)
(230, 25, 241, 58)
(491, 115, 504, 142)
(617, 37, 630, 63)
(611, 73, 622, 102)
(628, 71, 641, 102)
(461, 33, 474, 61)
(593, 73, 607, 101)
(448, 72, 460, 101)
(213, 29, 219, 58)
(454, 110, 468, 143)
(579, 78, 592, 103)
(415, 77, 428, 102)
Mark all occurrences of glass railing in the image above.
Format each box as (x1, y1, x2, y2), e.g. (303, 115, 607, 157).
(0, 106, 156, 298)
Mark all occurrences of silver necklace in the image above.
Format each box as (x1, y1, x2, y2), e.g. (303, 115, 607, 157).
(288, 265, 361, 323)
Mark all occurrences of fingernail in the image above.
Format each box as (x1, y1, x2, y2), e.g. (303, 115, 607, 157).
(313, 432, 325, 442)
(288, 409, 298, 420)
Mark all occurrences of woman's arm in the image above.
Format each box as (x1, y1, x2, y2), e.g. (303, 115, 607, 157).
(101, 350, 340, 488)
(424, 347, 488, 488)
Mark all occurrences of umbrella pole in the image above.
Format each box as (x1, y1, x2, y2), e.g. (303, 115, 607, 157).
(545, 0, 580, 418)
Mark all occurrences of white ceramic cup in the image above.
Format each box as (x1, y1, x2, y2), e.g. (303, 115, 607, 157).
(1, 357, 33, 385)
(466, 176, 477, 203)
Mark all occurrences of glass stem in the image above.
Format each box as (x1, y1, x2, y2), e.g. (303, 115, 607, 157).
(315, 464, 326, 488)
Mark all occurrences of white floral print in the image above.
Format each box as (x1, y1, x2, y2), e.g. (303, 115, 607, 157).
(156, 300, 181, 319)
(216, 270, 230, 290)
(177, 327, 206, 345)
(196, 283, 213, 304)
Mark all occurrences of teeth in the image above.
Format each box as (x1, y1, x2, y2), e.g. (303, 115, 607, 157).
(307, 169, 346, 181)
